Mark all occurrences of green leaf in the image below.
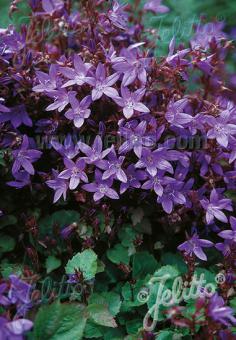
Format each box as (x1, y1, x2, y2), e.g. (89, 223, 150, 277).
(107, 244, 130, 265)
(87, 303, 117, 328)
(132, 251, 158, 279)
(155, 330, 175, 339)
(130, 207, 144, 226)
(135, 218, 152, 235)
(0, 261, 23, 278)
(0, 215, 17, 229)
(65, 249, 98, 280)
(118, 226, 137, 247)
(88, 292, 121, 316)
(103, 328, 124, 340)
(84, 321, 103, 338)
(34, 300, 87, 340)
(126, 319, 142, 335)
(0, 234, 15, 253)
(46, 256, 61, 274)
(230, 297, 236, 310)
(153, 265, 180, 280)
(161, 252, 187, 274)
(39, 210, 80, 236)
(194, 268, 216, 285)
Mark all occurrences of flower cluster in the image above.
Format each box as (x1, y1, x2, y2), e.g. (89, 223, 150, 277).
(0, 0, 236, 338)
(0, 275, 33, 339)
(0, 0, 234, 227)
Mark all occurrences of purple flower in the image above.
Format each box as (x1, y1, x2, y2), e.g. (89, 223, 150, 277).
(119, 120, 154, 158)
(144, 0, 169, 14)
(215, 239, 233, 257)
(200, 189, 233, 224)
(113, 47, 150, 86)
(157, 179, 186, 213)
(0, 105, 32, 129)
(191, 22, 226, 50)
(60, 55, 92, 88)
(33, 64, 58, 93)
(7, 170, 31, 189)
(178, 233, 213, 261)
(82, 170, 119, 201)
(0, 317, 33, 340)
(12, 136, 42, 175)
(86, 63, 119, 101)
(67, 274, 78, 284)
(142, 171, 167, 197)
(102, 149, 127, 183)
(107, 1, 128, 30)
(58, 158, 88, 190)
(8, 275, 31, 305)
(120, 165, 146, 194)
(46, 89, 71, 112)
(0, 283, 11, 307)
(206, 109, 236, 148)
(207, 293, 236, 326)
(218, 216, 236, 242)
(36, 118, 59, 135)
(113, 87, 149, 119)
(135, 147, 174, 176)
(46, 169, 68, 203)
(65, 93, 91, 128)
(41, 0, 64, 15)
(100, 44, 125, 64)
(166, 99, 193, 128)
(51, 134, 80, 159)
(79, 135, 112, 167)
(60, 223, 76, 239)
(166, 37, 190, 67)
(0, 99, 10, 113)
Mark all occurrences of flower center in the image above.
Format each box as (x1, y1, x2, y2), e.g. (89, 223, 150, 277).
(96, 82, 106, 91)
(126, 100, 134, 109)
(72, 167, 80, 175)
(153, 177, 160, 184)
(18, 150, 27, 158)
(147, 156, 153, 164)
(99, 184, 108, 193)
(75, 74, 85, 81)
(130, 135, 139, 144)
(215, 124, 225, 133)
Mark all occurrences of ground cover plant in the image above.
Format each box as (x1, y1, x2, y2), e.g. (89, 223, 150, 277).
(0, 0, 236, 339)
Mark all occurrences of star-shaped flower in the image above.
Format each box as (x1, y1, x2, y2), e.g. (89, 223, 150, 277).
(46, 89, 71, 112)
(113, 47, 150, 86)
(113, 87, 149, 119)
(102, 149, 127, 183)
(79, 135, 112, 167)
(119, 120, 154, 158)
(65, 93, 91, 128)
(33, 64, 58, 93)
(12, 135, 42, 175)
(46, 169, 68, 203)
(51, 134, 80, 159)
(86, 63, 119, 101)
(58, 158, 88, 190)
(206, 108, 236, 148)
(0, 104, 32, 128)
(178, 233, 213, 261)
(135, 147, 174, 176)
(207, 293, 236, 326)
(60, 54, 92, 88)
(144, 0, 169, 14)
(200, 189, 233, 224)
(82, 170, 119, 201)
(218, 216, 236, 242)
